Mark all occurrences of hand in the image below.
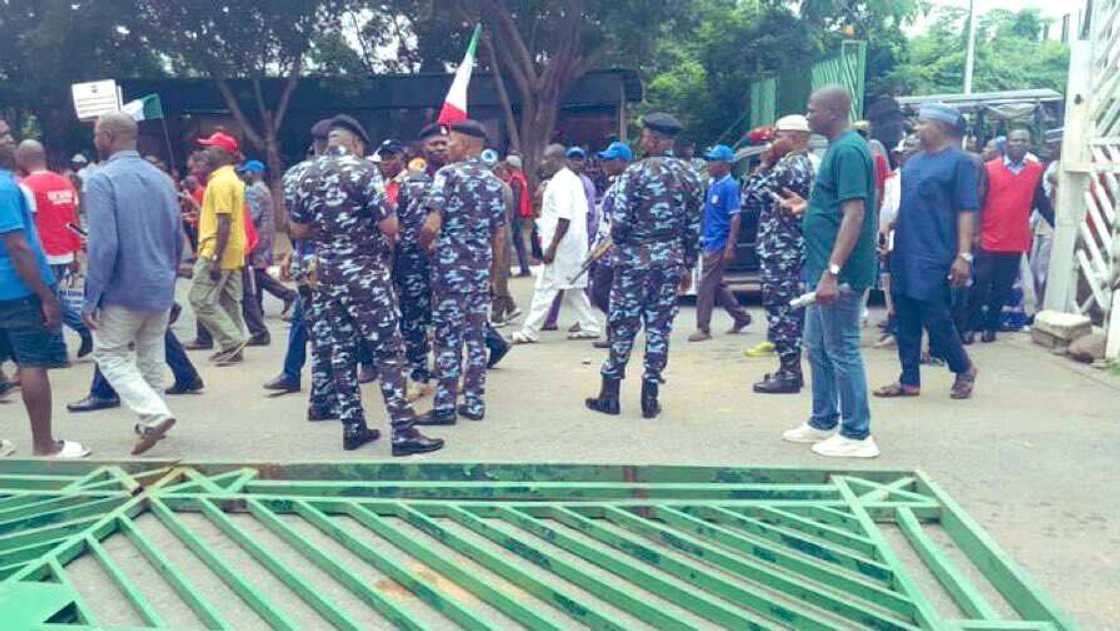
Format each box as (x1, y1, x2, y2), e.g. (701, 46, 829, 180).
(81, 309, 98, 331)
(779, 188, 808, 217)
(40, 294, 61, 330)
(722, 248, 735, 264)
(679, 272, 693, 294)
(949, 256, 971, 287)
(419, 212, 441, 251)
(542, 246, 556, 265)
(208, 265, 222, 283)
(815, 272, 839, 306)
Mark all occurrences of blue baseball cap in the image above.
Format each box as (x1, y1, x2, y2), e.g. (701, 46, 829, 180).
(597, 141, 633, 162)
(565, 146, 587, 159)
(480, 148, 500, 167)
(236, 160, 265, 173)
(704, 145, 735, 162)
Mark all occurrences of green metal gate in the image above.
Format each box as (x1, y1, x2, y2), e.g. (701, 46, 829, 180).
(0, 461, 1074, 630)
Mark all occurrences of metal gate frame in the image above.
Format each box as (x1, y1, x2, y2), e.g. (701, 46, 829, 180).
(0, 461, 1075, 630)
(1045, 0, 1120, 358)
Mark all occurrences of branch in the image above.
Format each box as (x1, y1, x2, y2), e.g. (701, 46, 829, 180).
(274, 56, 303, 130)
(483, 31, 521, 151)
(215, 79, 264, 149)
(479, 0, 536, 84)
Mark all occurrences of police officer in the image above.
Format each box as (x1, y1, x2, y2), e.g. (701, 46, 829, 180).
(289, 114, 443, 456)
(415, 119, 507, 425)
(586, 113, 703, 418)
(742, 115, 816, 394)
(391, 123, 448, 387)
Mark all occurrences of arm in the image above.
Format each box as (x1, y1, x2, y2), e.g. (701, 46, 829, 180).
(544, 219, 569, 264)
(2, 232, 59, 329)
(723, 182, 742, 263)
(951, 157, 980, 286)
(815, 198, 865, 305)
(1034, 178, 1055, 227)
(82, 175, 118, 316)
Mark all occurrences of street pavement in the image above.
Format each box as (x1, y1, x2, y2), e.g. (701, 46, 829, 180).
(2, 273, 1118, 627)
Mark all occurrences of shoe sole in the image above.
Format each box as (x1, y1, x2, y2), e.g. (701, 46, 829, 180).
(392, 440, 446, 457)
(210, 341, 249, 364)
(753, 387, 801, 394)
(132, 418, 176, 455)
(782, 434, 831, 444)
(812, 447, 880, 458)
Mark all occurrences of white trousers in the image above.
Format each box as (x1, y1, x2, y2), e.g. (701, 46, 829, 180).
(92, 306, 173, 427)
(519, 281, 601, 341)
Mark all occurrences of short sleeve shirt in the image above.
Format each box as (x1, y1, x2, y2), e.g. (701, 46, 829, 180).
(890, 147, 978, 301)
(0, 169, 54, 300)
(802, 131, 878, 290)
(198, 165, 247, 269)
(701, 173, 741, 253)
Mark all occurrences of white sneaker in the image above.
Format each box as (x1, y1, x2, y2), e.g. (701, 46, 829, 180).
(811, 434, 880, 459)
(510, 331, 537, 344)
(781, 423, 833, 444)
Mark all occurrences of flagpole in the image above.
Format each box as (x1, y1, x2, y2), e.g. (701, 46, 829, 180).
(160, 116, 178, 177)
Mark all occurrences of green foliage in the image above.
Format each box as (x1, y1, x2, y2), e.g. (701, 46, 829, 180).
(888, 7, 1070, 95)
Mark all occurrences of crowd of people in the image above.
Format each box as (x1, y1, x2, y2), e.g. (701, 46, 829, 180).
(0, 83, 1057, 460)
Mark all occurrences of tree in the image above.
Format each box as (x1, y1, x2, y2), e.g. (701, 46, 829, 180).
(136, 0, 354, 214)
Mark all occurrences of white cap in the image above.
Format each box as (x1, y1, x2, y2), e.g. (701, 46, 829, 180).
(505, 155, 523, 170)
(71, 153, 88, 164)
(774, 115, 810, 133)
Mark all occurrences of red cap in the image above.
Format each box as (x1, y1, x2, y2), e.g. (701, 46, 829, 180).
(197, 132, 239, 154)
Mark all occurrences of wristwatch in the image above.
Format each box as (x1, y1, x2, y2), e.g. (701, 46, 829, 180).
(957, 252, 974, 263)
(827, 263, 842, 276)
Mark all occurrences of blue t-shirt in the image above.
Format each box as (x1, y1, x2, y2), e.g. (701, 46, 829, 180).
(0, 169, 54, 301)
(890, 146, 979, 302)
(701, 174, 741, 253)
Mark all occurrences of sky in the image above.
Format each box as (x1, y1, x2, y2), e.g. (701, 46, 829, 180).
(911, 0, 1086, 36)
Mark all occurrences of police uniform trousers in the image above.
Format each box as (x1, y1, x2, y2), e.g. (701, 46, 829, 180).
(432, 291, 489, 416)
(760, 258, 804, 364)
(318, 263, 415, 435)
(393, 246, 432, 380)
(304, 288, 337, 414)
(601, 264, 682, 383)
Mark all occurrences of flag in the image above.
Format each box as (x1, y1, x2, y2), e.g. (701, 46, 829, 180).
(437, 25, 481, 125)
(122, 94, 163, 121)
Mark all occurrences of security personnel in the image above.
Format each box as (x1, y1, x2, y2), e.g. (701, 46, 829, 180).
(586, 113, 703, 418)
(742, 115, 816, 394)
(289, 114, 443, 456)
(391, 123, 448, 386)
(415, 119, 507, 425)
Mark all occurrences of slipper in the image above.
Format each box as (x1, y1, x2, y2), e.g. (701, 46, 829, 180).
(510, 331, 536, 344)
(52, 440, 91, 459)
(744, 341, 775, 358)
(567, 331, 600, 340)
(132, 418, 176, 456)
(873, 383, 920, 398)
(0, 439, 14, 457)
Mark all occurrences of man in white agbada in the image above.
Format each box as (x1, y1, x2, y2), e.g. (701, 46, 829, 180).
(512, 144, 601, 343)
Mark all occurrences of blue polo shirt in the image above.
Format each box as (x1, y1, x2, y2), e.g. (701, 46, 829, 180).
(0, 169, 55, 300)
(701, 174, 741, 253)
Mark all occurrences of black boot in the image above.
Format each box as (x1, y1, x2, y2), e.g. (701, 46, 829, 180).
(585, 376, 621, 415)
(392, 426, 445, 456)
(342, 426, 381, 451)
(641, 379, 661, 419)
(753, 357, 803, 394)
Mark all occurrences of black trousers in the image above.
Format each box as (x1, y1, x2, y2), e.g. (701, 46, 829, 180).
(255, 267, 296, 309)
(894, 290, 971, 388)
(590, 264, 613, 315)
(968, 251, 1021, 333)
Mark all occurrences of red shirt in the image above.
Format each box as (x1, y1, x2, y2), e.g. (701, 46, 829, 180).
(22, 170, 81, 260)
(509, 170, 532, 218)
(981, 159, 1045, 253)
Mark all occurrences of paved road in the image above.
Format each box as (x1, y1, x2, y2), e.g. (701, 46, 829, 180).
(3, 274, 1118, 627)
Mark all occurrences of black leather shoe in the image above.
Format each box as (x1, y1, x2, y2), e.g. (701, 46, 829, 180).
(487, 336, 511, 368)
(247, 336, 271, 347)
(166, 381, 204, 395)
(68, 395, 120, 413)
(961, 331, 975, 345)
(753, 370, 802, 394)
(457, 405, 484, 421)
(263, 375, 300, 393)
(392, 428, 445, 456)
(308, 407, 339, 422)
(77, 334, 94, 359)
(585, 376, 621, 415)
(981, 330, 997, 343)
(592, 339, 611, 349)
(343, 427, 381, 451)
(414, 409, 457, 426)
(641, 379, 661, 419)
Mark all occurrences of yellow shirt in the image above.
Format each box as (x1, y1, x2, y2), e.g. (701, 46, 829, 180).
(197, 165, 246, 270)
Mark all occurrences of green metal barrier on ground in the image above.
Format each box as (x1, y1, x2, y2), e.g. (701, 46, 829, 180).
(0, 461, 1074, 630)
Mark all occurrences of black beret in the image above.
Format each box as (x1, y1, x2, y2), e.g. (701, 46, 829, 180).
(450, 119, 488, 140)
(329, 114, 371, 147)
(418, 122, 449, 140)
(310, 118, 333, 140)
(642, 112, 684, 136)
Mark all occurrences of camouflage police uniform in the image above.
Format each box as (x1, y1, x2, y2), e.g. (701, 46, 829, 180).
(424, 156, 507, 418)
(393, 168, 434, 382)
(742, 151, 815, 368)
(602, 155, 703, 387)
(282, 160, 336, 415)
(289, 145, 416, 442)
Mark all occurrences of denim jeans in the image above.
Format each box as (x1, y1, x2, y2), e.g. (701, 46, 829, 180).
(805, 287, 871, 440)
(51, 265, 90, 340)
(282, 297, 308, 385)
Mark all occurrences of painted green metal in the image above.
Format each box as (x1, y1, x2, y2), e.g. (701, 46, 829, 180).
(0, 461, 1075, 630)
(811, 39, 868, 121)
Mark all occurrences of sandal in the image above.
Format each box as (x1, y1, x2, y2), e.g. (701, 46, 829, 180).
(567, 330, 600, 340)
(132, 418, 176, 456)
(510, 331, 536, 344)
(950, 366, 978, 400)
(873, 382, 920, 398)
(51, 440, 91, 459)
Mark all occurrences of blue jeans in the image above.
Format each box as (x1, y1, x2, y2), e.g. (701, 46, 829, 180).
(91, 329, 199, 398)
(52, 265, 90, 340)
(805, 287, 871, 440)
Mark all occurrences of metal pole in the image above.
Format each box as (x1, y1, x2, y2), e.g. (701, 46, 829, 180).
(963, 0, 977, 95)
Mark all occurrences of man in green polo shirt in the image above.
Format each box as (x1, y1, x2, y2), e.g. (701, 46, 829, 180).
(777, 85, 880, 458)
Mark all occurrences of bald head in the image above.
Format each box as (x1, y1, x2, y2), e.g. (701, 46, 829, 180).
(94, 112, 139, 158)
(807, 85, 852, 138)
(15, 139, 46, 172)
